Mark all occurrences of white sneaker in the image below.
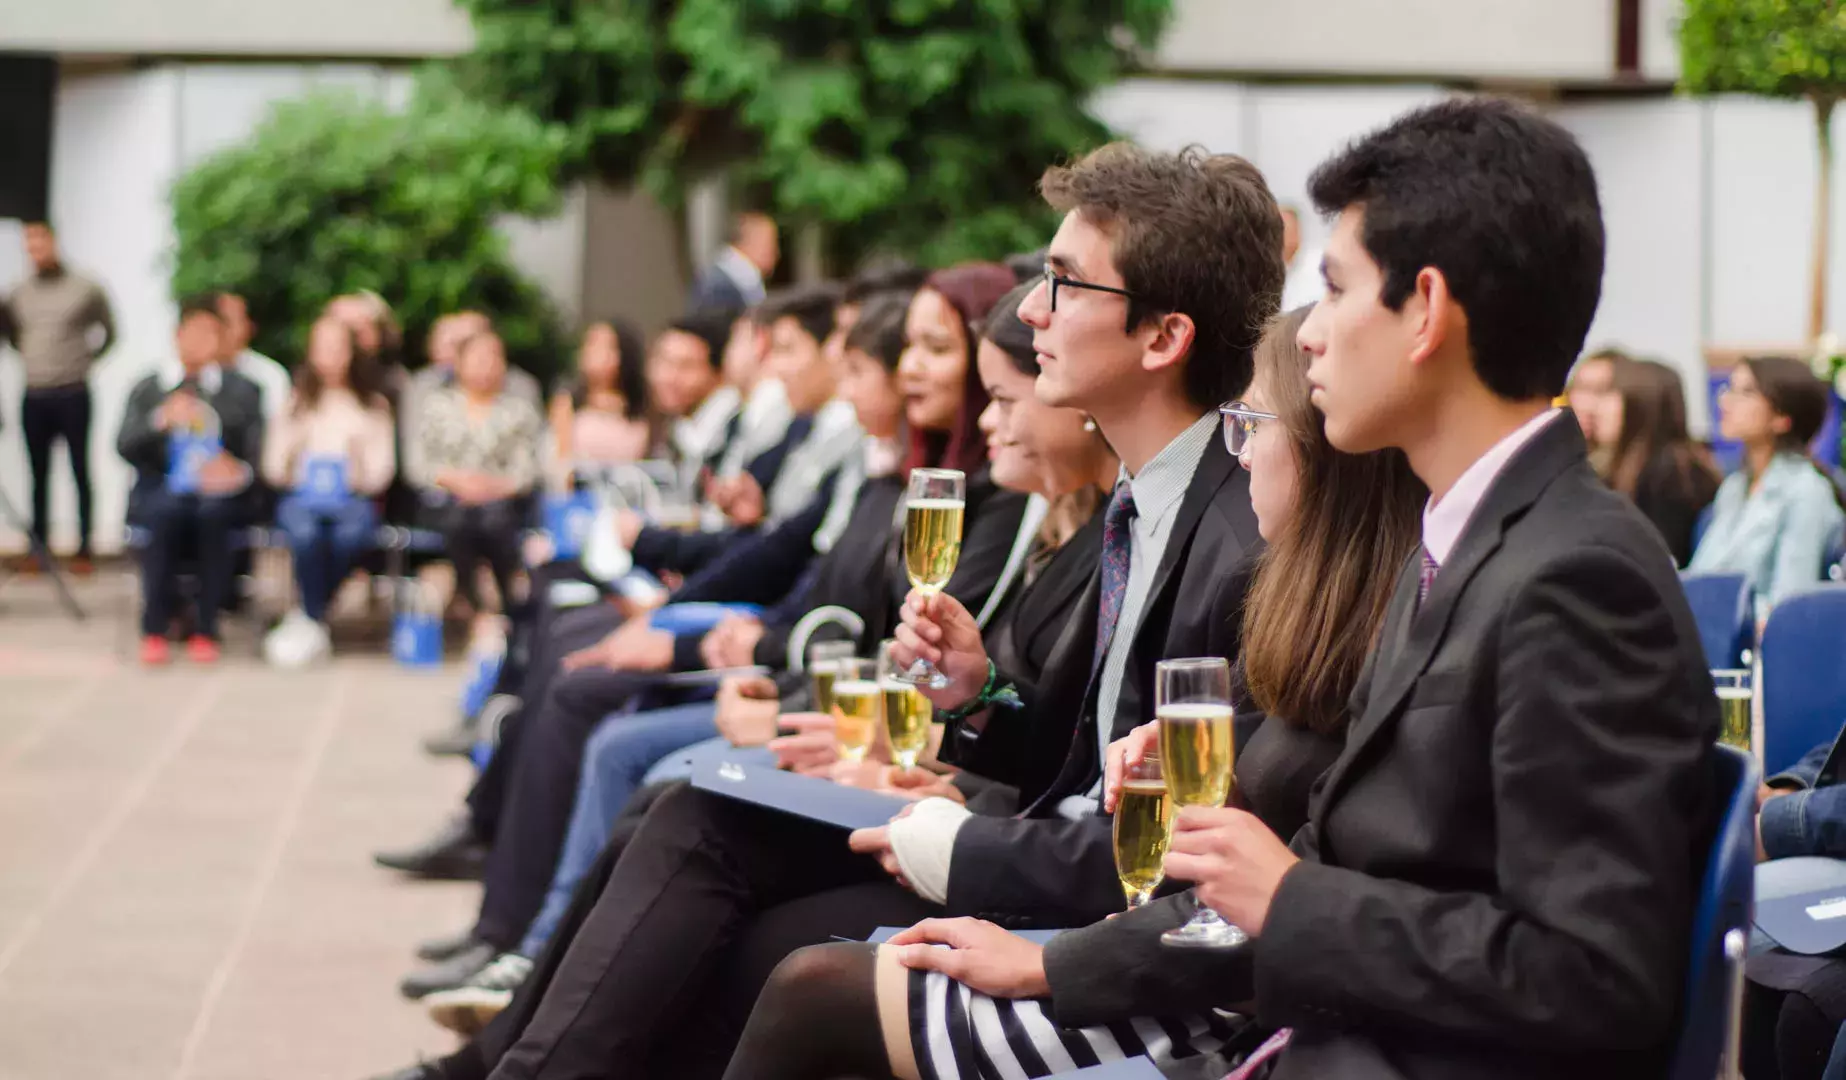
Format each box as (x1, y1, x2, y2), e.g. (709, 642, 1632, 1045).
(425, 952, 532, 1035)
(263, 610, 330, 668)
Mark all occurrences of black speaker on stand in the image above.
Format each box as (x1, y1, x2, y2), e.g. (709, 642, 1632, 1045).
(0, 54, 55, 223)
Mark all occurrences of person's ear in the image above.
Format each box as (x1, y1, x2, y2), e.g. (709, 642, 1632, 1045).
(1771, 412, 1794, 438)
(1405, 267, 1459, 369)
(1141, 311, 1197, 378)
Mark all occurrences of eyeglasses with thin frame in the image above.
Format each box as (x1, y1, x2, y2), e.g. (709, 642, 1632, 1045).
(1217, 401, 1277, 460)
(1042, 265, 1150, 332)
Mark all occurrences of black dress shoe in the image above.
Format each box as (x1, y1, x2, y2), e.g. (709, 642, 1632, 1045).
(373, 814, 487, 880)
(415, 926, 481, 962)
(400, 940, 496, 999)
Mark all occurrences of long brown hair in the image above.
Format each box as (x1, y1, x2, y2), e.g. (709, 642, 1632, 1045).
(1241, 306, 1427, 734)
(294, 315, 387, 414)
(1607, 358, 1718, 502)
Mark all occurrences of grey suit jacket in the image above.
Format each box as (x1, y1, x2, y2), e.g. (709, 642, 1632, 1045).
(1045, 417, 1719, 1079)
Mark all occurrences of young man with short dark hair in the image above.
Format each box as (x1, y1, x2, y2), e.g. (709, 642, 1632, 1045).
(1054, 96, 1717, 1080)
(117, 294, 264, 665)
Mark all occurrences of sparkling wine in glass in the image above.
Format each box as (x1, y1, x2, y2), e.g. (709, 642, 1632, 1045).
(829, 657, 881, 764)
(807, 640, 855, 715)
(1156, 656, 1247, 949)
(897, 468, 966, 689)
(1114, 754, 1172, 909)
(878, 639, 933, 771)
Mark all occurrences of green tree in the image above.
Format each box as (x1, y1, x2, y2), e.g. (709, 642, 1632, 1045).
(1681, 0, 1846, 341)
(452, 0, 1172, 267)
(170, 77, 572, 376)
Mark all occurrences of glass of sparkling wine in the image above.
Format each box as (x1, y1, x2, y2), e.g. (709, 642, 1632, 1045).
(897, 468, 966, 689)
(830, 657, 882, 764)
(1156, 656, 1245, 949)
(878, 639, 934, 772)
(1114, 754, 1172, 909)
(807, 640, 855, 715)
(1712, 669, 1753, 753)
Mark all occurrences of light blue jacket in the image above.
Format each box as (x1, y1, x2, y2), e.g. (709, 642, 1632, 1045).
(1689, 453, 1844, 615)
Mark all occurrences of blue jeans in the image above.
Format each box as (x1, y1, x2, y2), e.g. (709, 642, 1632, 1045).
(516, 702, 719, 957)
(276, 495, 377, 621)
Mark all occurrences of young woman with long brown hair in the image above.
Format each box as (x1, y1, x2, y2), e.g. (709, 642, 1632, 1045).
(1595, 357, 1719, 566)
(713, 304, 1428, 1080)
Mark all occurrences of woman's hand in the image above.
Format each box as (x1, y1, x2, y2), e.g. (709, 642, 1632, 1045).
(887, 918, 1050, 999)
(713, 676, 781, 747)
(699, 614, 765, 670)
(1102, 722, 1160, 813)
(893, 589, 991, 710)
(768, 713, 840, 775)
(1163, 807, 1300, 937)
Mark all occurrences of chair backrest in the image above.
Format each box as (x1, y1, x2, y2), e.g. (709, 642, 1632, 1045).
(1761, 585, 1846, 775)
(1680, 572, 1754, 671)
(1669, 742, 1760, 1080)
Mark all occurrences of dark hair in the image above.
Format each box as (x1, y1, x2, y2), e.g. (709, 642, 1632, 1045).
(295, 314, 387, 413)
(844, 257, 928, 304)
(1308, 97, 1605, 401)
(980, 282, 1039, 376)
(1004, 249, 1047, 284)
(844, 293, 911, 372)
(666, 309, 734, 371)
(573, 318, 649, 420)
(177, 293, 225, 324)
(909, 263, 1017, 474)
(1741, 355, 1832, 454)
(1607, 359, 1717, 504)
(1243, 305, 1427, 734)
(758, 283, 843, 347)
(1040, 143, 1284, 409)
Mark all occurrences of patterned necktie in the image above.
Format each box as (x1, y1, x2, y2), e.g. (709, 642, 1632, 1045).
(1417, 546, 1440, 608)
(1093, 482, 1138, 674)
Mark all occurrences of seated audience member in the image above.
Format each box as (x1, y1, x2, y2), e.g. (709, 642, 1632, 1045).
(1690, 355, 1846, 617)
(260, 315, 397, 664)
(415, 327, 545, 622)
(117, 295, 266, 665)
(366, 145, 1282, 1080)
(723, 303, 1426, 1080)
(214, 292, 291, 421)
(708, 307, 791, 486)
(327, 290, 406, 393)
(1565, 345, 1628, 476)
(405, 312, 543, 489)
(1595, 357, 1720, 566)
(917, 96, 1711, 1080)
(651, 310, 748, 498)
(390, 266, 1023, 1003)
(548, 318, 654, 483)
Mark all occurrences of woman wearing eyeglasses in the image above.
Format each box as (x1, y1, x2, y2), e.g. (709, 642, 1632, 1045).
(715, 305, 1428, 1080)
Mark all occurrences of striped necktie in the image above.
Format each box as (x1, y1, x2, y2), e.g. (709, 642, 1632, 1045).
(1417, 547, 1440, 608)
(1093, 482, 1138, 674)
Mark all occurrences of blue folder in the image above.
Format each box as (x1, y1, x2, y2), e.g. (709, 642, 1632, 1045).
(690, 753, 910, 831)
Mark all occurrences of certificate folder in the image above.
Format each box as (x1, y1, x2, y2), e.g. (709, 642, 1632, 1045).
(691, 754, 910, 831)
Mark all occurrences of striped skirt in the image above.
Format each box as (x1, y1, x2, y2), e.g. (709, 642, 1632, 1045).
(908, 969, 1247, 1080)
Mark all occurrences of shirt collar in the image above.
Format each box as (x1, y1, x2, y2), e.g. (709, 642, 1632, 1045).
(1422, 408, 1561, 565)
(1117, 410, 1218, 528)
(715, 247, 767, 304)
(157, 357, 223, 395)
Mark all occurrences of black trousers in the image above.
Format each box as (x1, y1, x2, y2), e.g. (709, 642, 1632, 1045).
(486, 782, 939, 1080)
(20, 383, 93, 553)
(471, 659, 655, 951)
(131, 487, 240, 638)
(434, 498, 525, 613)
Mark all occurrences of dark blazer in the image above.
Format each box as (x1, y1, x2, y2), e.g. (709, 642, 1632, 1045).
(943, 436, 1264, 927)
(1050, 417, 1720, 1079)
(686, 265, 749, 316)
(117, 367, 266, 517)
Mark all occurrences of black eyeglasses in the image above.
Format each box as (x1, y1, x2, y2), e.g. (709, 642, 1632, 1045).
(1043, 265, 1150, 331)
(1217, 401, 1277, 460)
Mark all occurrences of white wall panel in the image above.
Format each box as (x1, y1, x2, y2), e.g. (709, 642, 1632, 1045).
(0, 0, 470, 57)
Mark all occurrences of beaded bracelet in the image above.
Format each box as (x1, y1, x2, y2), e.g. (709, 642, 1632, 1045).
(936, 660, 1019, 722)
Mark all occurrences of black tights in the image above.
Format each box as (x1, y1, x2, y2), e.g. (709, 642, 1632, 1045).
(722, 943, 893, 1080)
(440, 498, 524, 613)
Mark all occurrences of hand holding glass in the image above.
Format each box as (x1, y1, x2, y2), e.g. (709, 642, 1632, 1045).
(1114, 753, 1171, 909)
(897, 469, 966, 689)
(1156, 657, 1246, 949)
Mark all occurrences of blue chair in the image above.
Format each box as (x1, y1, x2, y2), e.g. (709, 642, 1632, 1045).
(1669, 742, 1760, 1080)
(1761, 585, 1846, 775)
(1680, 572, 1754, 671)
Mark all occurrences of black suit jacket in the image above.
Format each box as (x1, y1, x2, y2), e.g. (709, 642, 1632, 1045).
(1048, 417, 1719, 1079)
(943, 437, 1263, 926)
(117, 368, 266, 518)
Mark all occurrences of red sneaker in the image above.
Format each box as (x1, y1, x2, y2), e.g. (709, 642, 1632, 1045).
(186, 635, 220, 664)
(140, 636, 171, 666)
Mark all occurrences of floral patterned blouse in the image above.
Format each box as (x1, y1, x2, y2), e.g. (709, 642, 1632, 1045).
(415, 387, 544, 491)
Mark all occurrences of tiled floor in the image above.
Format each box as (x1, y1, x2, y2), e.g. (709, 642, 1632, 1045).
(0, 573, 479, 1080)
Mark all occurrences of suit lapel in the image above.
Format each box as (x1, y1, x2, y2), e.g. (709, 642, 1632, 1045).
(1313, 416, 1587, 822)
(1134, 439, 1237, 641)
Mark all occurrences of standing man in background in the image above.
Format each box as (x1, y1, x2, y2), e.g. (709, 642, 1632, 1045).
(215, 292, 291, 421)
(2, 221, 115, 575)
(686, 211, 778, 314)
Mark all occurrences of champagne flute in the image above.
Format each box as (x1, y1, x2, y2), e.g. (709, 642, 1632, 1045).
(897, 468, 966, 688)
(1114, 753, 1171, 909)
(1156, 657, 1246, 949)
(878, 639, 934, 772)
(830, 657, 882, 764)
(807, 640, 855, 715)
(1712, 669, 1753, 753)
